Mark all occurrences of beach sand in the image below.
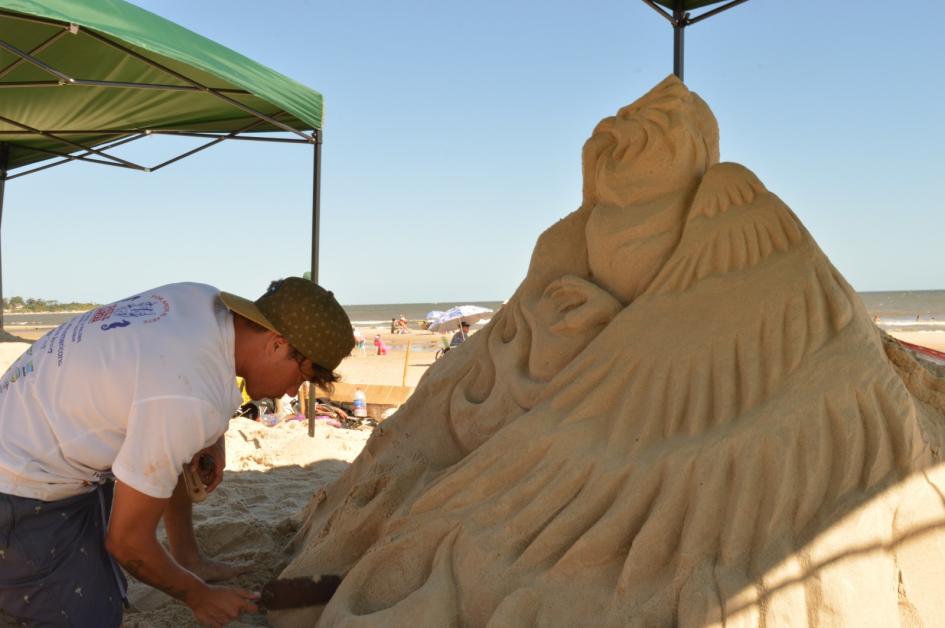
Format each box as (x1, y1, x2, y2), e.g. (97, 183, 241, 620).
(0, 321, 942, 626)
(881, 330, 945, 353)
(336, 329, 440, 388)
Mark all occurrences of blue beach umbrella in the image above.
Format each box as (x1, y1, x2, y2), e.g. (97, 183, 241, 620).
(430, 305, 493, 334)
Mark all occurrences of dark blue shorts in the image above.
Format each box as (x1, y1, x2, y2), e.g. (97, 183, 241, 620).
(0, 483, 127, 627)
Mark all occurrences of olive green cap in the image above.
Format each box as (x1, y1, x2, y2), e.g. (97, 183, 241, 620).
(219, 277, 354, 371)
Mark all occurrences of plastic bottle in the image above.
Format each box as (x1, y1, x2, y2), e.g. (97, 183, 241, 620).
(353, 389, 367, 418)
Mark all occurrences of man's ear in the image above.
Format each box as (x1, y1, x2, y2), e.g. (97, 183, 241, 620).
(264, 331, 287, 356)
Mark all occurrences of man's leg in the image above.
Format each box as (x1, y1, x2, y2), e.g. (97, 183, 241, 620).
(162, 474, 251, 582)
(0, 489, 124, 627)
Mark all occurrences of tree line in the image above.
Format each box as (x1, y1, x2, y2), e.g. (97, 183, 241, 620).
(2, 297, 99, 313)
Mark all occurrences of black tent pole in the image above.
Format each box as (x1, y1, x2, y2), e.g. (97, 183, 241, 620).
(643, 0, 752, 81)
(311, 130, 321, 284)
(307, 131, 322, 438)
(673, 2, 686, 81)
(0, 143, 8, 331)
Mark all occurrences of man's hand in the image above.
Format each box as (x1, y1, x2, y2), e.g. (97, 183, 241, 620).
(108, 481, 257, 626)
(164, 472, 253, 583)
(187, 584, 259, 627)
(191, 434, 226, 493)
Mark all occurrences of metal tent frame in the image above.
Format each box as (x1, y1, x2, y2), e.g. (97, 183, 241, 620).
(0, 8, 323, 328)
(640, 0, 751, 81)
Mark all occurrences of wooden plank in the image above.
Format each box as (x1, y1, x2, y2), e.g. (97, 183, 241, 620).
(317, 382, 415, 407)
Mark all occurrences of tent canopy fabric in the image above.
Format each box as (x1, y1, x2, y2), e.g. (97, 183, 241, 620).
(0, 0, 323, 170)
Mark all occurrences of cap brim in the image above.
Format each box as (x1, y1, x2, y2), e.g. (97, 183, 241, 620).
(219, 292, 280, 335)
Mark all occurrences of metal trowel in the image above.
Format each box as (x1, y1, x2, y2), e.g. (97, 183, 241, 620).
(181, 453, 342, 609)
(260, 575, 343, 610)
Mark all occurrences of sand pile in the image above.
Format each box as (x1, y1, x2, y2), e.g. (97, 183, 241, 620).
(274, 76, 945, 627)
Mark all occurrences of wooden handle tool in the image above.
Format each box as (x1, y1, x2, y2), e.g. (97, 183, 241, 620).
(181, 454, 214, 503)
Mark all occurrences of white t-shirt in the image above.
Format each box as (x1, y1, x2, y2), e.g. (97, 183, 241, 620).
(0, 283, 242, 501)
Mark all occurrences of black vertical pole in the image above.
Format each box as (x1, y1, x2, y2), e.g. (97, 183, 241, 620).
(673, 3, 686, 81)
(311, 130, 321, 285)
(308, 130, 322, 438)
(0, 143, 8, 331)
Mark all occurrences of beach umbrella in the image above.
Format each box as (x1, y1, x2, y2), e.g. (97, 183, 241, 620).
(641, 0, 752, 81)
(430, 305, 493, 334)
(0, 0, 326, 327)
(419, 309, 444, 332)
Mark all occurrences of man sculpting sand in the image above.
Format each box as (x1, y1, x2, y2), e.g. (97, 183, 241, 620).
(0, 277, 353, 627)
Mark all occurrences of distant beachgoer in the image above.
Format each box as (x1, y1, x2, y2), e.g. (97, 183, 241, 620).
(450, 321, 471, 347)
(353, 327, 366, 356)
(397, 315, 409, 334)
(390, 318, 397, 334)
(374, 334, 388, 355)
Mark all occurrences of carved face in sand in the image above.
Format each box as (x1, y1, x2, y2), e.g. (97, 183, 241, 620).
(583, 77, 720, 302)
(517, 78, 721, 386)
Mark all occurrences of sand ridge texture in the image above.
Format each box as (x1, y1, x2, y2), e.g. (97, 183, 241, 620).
(274, 76, 945, 626)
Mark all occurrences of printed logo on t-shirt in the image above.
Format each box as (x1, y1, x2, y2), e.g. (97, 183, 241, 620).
(92, 294, 171, 331)
(90, 304, 116, 323)
(0, 346, 34, 396)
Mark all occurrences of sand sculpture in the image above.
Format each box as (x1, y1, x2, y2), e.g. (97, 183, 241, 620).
(274, 76, 945, 627)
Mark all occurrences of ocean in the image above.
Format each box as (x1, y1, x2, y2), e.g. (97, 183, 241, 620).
(0, 300, 507, 330)
(3, 292, 943, 332)
(857, 291, 945, 333)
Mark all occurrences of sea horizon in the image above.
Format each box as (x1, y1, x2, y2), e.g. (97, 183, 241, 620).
(3, 291, 944, 332)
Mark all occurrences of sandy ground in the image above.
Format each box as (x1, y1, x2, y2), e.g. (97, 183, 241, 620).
(341, 325, 457, 386)
(0, 325, 942, 626)
(882, 330, 945, 353)
(303, 324, 452, 389)
(122, 418, 372, 627)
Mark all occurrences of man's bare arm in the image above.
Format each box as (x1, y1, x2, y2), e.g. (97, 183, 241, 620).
(106, 480, 258, 625)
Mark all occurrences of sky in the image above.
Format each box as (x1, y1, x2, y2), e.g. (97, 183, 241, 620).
(2, 0, 943, 306)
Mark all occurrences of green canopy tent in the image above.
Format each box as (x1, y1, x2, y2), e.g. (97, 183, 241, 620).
(0, 0, 325, 328)
(641, 0, 751, 80)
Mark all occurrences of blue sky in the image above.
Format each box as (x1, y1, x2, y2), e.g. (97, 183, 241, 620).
(3, 0, 943, 305)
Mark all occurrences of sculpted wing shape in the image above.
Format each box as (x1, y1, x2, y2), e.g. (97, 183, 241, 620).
(652, 162, 806, 295)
